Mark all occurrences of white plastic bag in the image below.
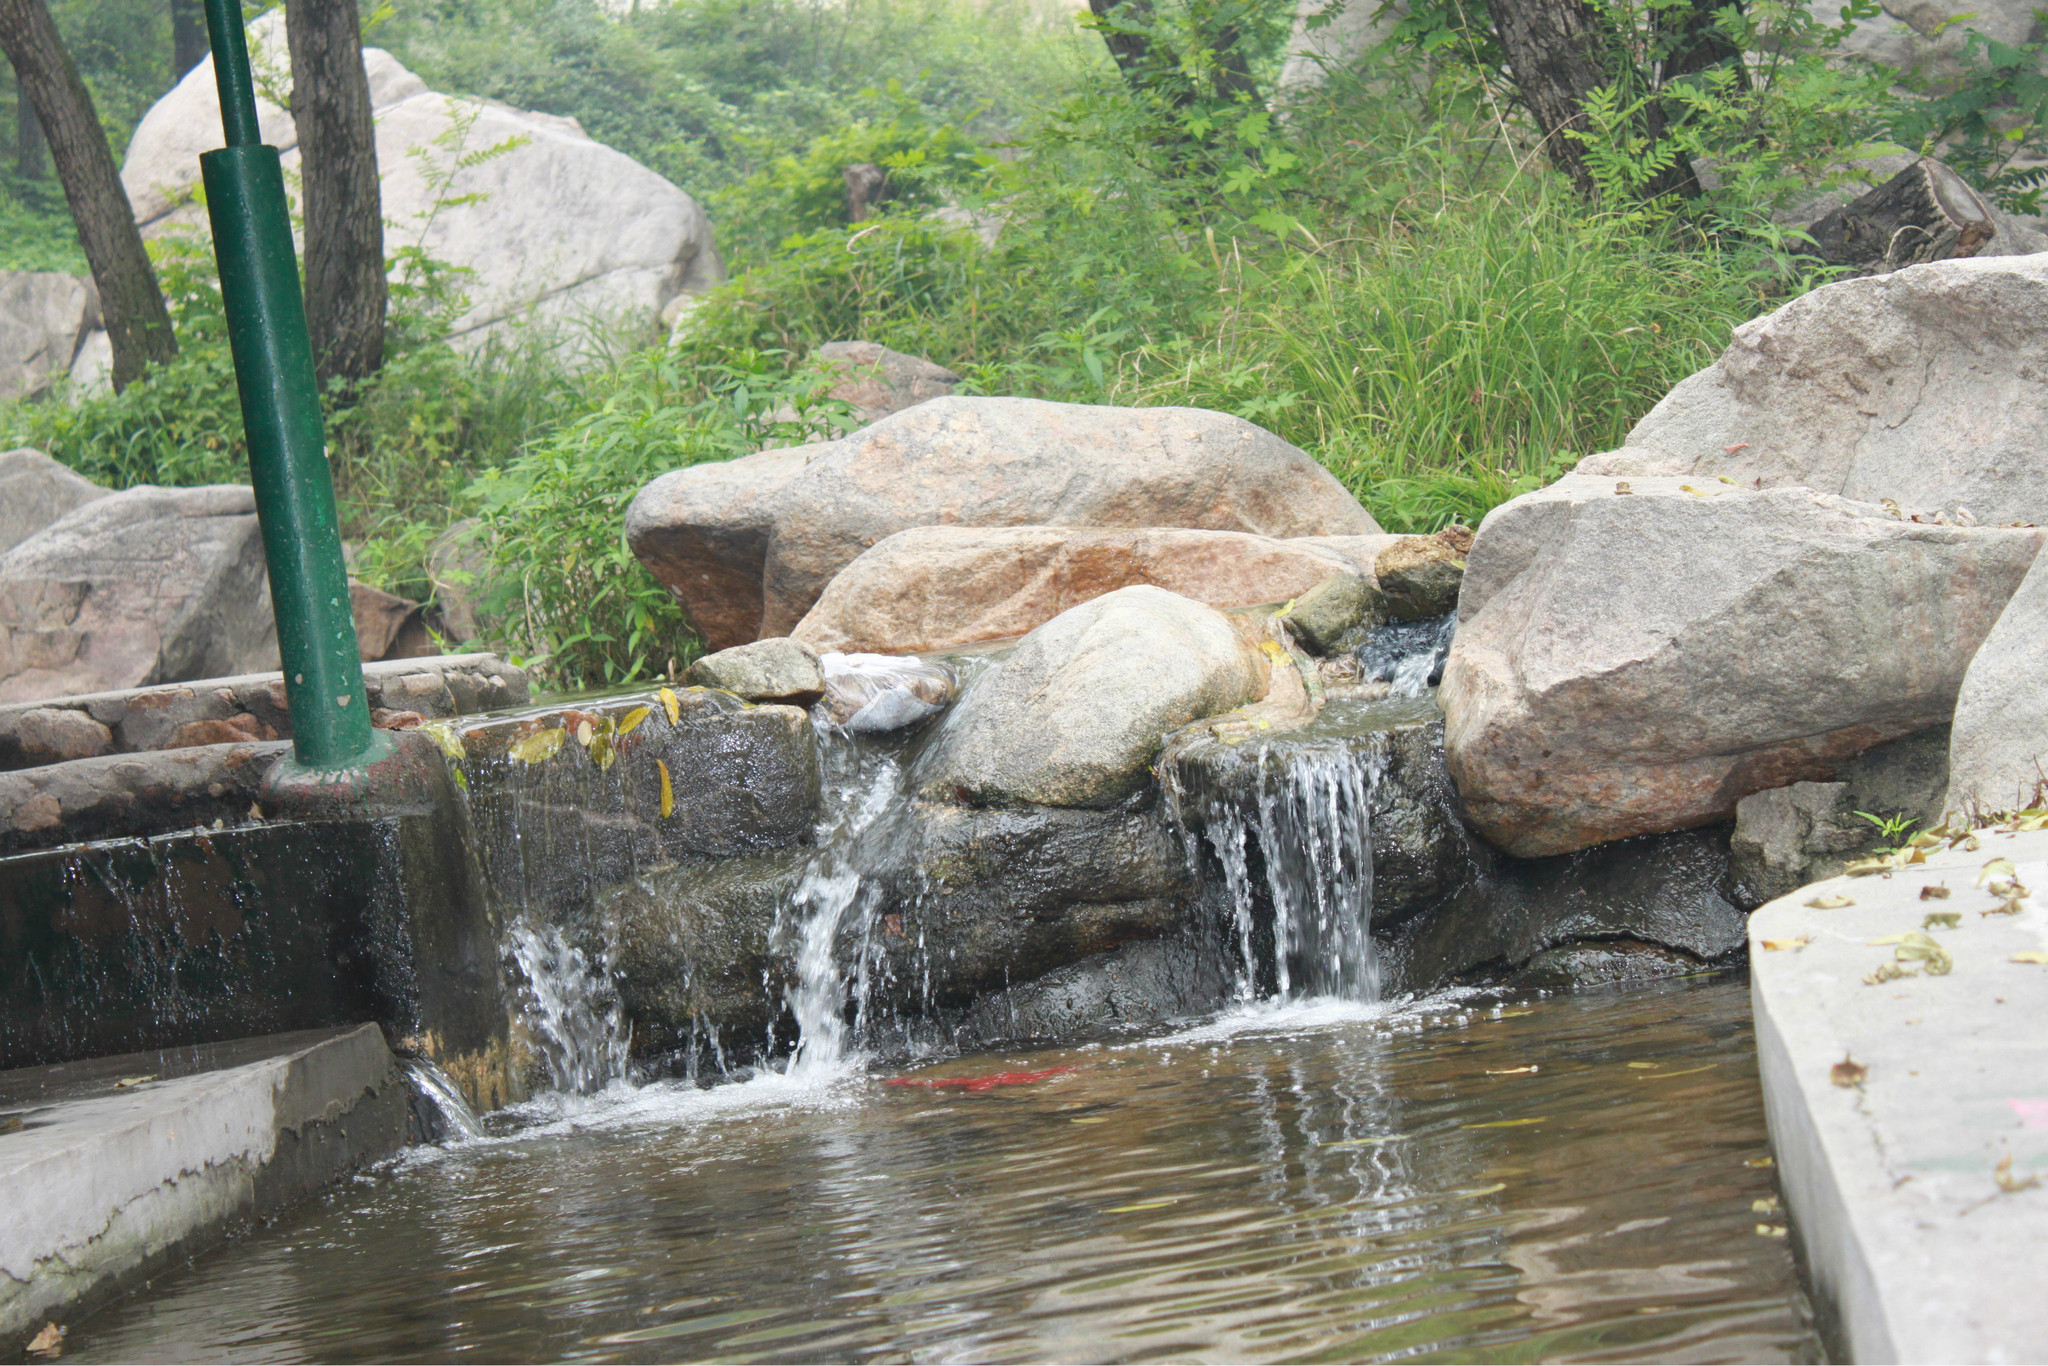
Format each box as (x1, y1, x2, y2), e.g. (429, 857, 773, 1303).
(819, 652, 956, 733)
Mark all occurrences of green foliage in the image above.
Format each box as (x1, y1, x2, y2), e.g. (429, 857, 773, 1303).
(466, 348, 851, 690)
(0, 173, 88, 273)
(1885, 25, 2048, 213)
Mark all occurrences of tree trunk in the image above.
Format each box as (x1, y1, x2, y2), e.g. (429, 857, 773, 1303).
(1488, 0, 1700, 200)
(0, 0, 175, 390)
(170, 0, 206, 80)
(287, 0, 385, 387)
(1804, 157, 1998, 272)
(14, 78, 44, 177)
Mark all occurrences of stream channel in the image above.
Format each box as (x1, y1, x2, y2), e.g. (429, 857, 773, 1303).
(60, 624, 1818, 1362)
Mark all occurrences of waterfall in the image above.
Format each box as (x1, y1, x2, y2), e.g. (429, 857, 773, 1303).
(507, 920, 632, 1093)
(1171, 735, 1384, 1004)
(404, 1057, 487, 1143)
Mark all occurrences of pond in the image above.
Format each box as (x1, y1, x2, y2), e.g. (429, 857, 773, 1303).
(67, 972, 1818, 1363)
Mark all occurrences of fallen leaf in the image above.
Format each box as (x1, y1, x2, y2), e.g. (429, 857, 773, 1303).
(1995, 1153, 2041, 1194)
(1867, 934, 1907, 946)
(1864, 962, 1916, 985)
(1920, 884, 1952, 900)
(1485, 1066, 1539, 1075)
(1979, 857, 2018, 886)
(508, 727, 565, 765)
(1755, 1223, 1788, 1238)
(1761, 937, 1811, 951)
(659, 687, 681, 725)
(1069, 1116, 1110, 1125)
(616, 705, 652, 738)
(1718, 474, 1740, 484)
(0, 1115, 22, 1134)
(657, 760, 674, 819)
(575, 718, 594, 748)
(1752, 1197, 1781, 1214)
(25, 1322, 64, 1357)
(1639, 1064, 1719, 1078)
(1896, 930, 1953, 975)
(2011, 952, 2048, 964)
(1614, 480, 1634, 495)
(1806, 894, 1855, 908)
(1908, 832, 1945, 850)
(1745, 1156, 1775, 1168)
(1627, 1061, 1658, 1069)
(1680, 483, 1718, 498)
(1923, 912, 1961, 930)
(1830, 1056, 1868, 1087)
(1984, 897, 2025, 918)
(112, 1075, 156, 1088)
(417, 720, 466, 762)
(1463, 1117, 1545, 1129)
(1965, 834, 1982, 851)
(1844, 856, 1895, 877)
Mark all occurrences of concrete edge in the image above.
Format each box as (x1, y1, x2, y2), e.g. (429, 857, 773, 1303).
(0, 1025, 410, 1352)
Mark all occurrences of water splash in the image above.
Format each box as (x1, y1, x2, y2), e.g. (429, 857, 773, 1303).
(508, 920, 631, 1093)
(1357, 613, 1456, 696)
(404, 1057, 487, 1144)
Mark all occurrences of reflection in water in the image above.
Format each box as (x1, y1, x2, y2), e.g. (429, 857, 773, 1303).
(68, 975, 1817, 1364)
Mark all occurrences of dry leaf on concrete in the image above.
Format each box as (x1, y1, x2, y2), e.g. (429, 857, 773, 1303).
(1831, 1056, 1869, 1087)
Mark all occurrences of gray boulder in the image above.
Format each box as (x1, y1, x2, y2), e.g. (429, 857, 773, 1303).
(0, 274, 99, 402)
(1439, 472, 2042, 857)
(0, 450, 106, 556)
(1819, 0, 2044, 93)
(1590, 254, 2048, 526)
(120, 11, 723, 352)
(684, 636, 825, 705)
(0, 485, 279, 705)
(1374, 526, 1470, 621)
(1947, 548, 2048, 816)
(627, 396, 1384, 650)
(917, 585, 1267, 808)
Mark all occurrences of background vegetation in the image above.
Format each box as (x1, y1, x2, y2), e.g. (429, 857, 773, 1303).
(2, 0, 2041, 687)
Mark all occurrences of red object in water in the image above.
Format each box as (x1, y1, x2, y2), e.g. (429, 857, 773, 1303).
(884, 1065, 1077, 1092)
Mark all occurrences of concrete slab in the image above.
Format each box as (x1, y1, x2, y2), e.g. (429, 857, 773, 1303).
(1749, 826, 2048, 1363)
(0, 1025, 409, 1353)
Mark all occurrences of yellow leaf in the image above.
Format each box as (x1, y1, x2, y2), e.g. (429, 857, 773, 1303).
(113, 1074, 156, 1088)
(1867, 934, 1906, 945)
(25, 1323, 64, 1357)
(659, 687, 681, 725)
(657, 759, 674, 819)
(591, 734, 616, 772)
(1463, 1117, 1546, 1129)
(1755, 1223, 1788, 1238)
(1923, 912, 1961, 930)
(1979, 858, 2018, 886)
(1639, 1064, 1717, 1079)
(1485, 1066, 1539, 1075)
(1627, 1061, 1658, 1069)
(1895, 930, 1953, 975)
(1680, 484, 1717, 497)
(1760, 937, 1810, 951)
(417, 720, 466, 762)
(1752, 1197, 1780, 1214)
(509, 727, 565, 765)
(1806, 894, 1855, 908)
(617, 705, 651, 737)
(575, 718, 594, 748)
(2011, 952, 2048, 964)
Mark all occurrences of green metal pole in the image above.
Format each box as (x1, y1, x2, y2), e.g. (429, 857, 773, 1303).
(199, 0, 380, 772)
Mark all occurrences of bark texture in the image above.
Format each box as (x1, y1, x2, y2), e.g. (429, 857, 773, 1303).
(1805, 157, 1997, 272)
(0, 0, 175, 389)
(287, 0, 386, 387)
(14, 84, 43, 177)
(171, 0, 206, 80)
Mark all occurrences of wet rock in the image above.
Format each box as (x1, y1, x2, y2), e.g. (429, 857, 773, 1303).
(0, 274, 99, 404)
(627, 396, 1384, 649)
(685, 637, 825, 706)
(0, 485, 280, 705)
(1356, 613, 1455, 691)
(1947, 546, 2048, 817)
(1281, 570, 1382, 656)
(951, 935, 1229, 1048)
(819, 652, 954, 733)
(794, 524, 1376, 655)
(1375, 527, 1470, 621)
(918, 586, 1267, 808)
(0, 741, 288, 852)
(0, 449, 106, 556)
(122, 11, 723, 352)
(1501, 938, 1719, 992)
(1590, 254, 2048, 525)
(806, 341, 958, 425)
(1375, 827, 1748, 995)
(1440, 473, 2041, 857)
(7, 708, 113, 766)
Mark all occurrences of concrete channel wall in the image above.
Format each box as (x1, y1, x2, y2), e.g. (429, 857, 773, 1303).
(1750, 826, 2048, 1362)
(0, 1025, 411, 1354)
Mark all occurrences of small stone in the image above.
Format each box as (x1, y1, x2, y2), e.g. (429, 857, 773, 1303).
(684, 637, 826, 706)
(1374, 529, 1469, 622)
(1284, 571, 1384, 656)
(13, 707, 113, 764)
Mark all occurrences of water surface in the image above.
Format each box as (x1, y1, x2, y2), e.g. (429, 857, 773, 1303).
(69, 973, 1817, 1364)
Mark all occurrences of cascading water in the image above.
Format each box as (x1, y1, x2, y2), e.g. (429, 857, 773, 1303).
(1170, 734, 1385, 1004)
(404, 1057, 488, 1143)
(507, 920, 632, 1093)
(1357, 613, 1456, 696)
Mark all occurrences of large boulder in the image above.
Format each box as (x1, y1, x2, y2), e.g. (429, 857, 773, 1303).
(0, 273, 99, 402)
(119, 11, 723, 350)
(1588, 255, 2048, 526)
(792, 524, 1390, 654)
(805, 341, 958, 425)
(0, 450, 106, 557)
(1819, 0, 2043, 93)
(627, 396, 1383, 649)
(1439, 473, 2042, 857)
(916, 585, 1267, 809)
(1946, 549, 2048, 816)
(0, 486, 278, 705)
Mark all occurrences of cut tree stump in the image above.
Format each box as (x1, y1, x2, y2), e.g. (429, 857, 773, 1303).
(1804, 157, 1997, 273)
